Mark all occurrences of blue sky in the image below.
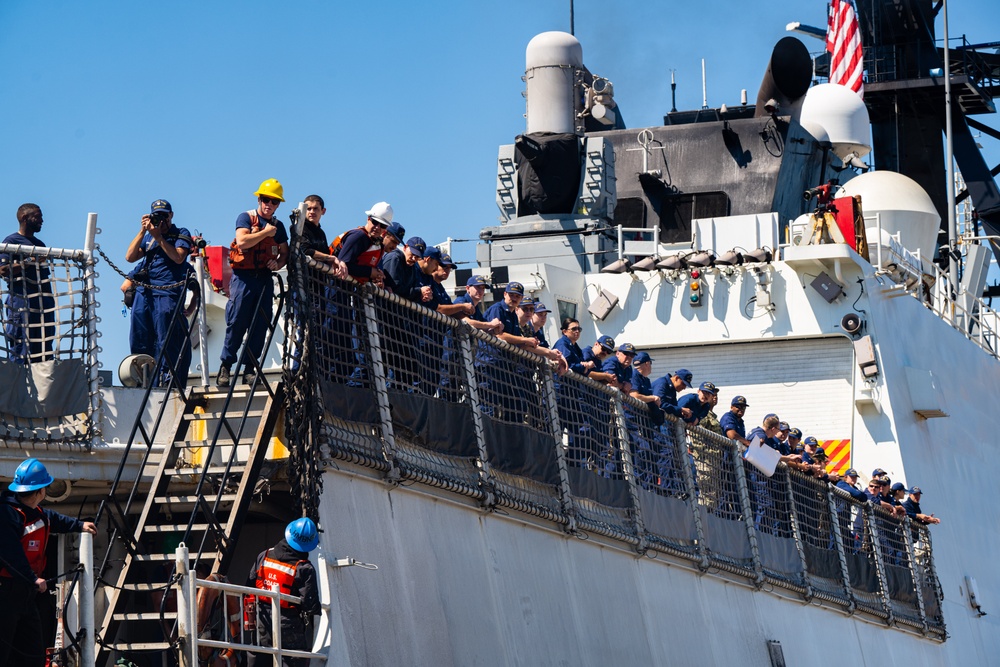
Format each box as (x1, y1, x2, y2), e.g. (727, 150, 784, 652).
(2, 0, 998, 375)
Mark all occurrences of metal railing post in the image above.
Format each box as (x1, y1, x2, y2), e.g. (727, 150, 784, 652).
(610, 396, 646, 550)
(784, 473, 813, 599)
(901, 516, 929, 634)
(194, 253, 210, 386)
(732, 446, 765, 586)
(676, 423, 710, 571)
(866, 508, 896, 625)
(83, 212, 102, 448)
(827, 487, 857, 613)
(272, 593, 283, 662)
(541, 370, 578, 533)
(360, 287, 398, 473)
(175, 543, 197, 667)
(80, 531, 95, 667)
(457, 326, 495, 507)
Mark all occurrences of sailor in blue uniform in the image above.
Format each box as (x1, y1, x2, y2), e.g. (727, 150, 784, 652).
(125, 199, 194, 388)
(601, 342, 636, 391)
(677, 381, 718, 425)
(0, 204, 55, 365)
(552, 318, 590, 375)
(720, 395, 749, 445)
(651, 369, 694, 420)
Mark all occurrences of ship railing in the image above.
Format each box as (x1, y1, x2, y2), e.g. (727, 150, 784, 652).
(0, 212, 102, 449)
(285, 249, 947, 639)
(612, 223, 663, 261)
(172, 542, 329, 667)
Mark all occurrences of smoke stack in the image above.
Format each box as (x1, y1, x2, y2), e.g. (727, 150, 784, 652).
(754, 37, 812, 118)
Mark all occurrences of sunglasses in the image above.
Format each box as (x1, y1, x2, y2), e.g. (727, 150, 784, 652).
(566, 327, 582, 332)
(259, 196, 280, 205)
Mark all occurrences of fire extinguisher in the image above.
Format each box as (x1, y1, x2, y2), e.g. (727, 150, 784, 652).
(243, 593, 257, 631)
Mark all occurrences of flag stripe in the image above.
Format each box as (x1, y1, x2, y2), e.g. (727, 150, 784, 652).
(827, 0, 864, 98)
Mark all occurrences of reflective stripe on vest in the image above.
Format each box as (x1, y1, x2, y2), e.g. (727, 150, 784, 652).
(255, 553, 302, 609)
(0, 505, 50, 578)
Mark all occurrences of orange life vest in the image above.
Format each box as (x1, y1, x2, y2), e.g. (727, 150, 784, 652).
(254, 551, 306, 609)
(0, 503, 49, 579)
(229, 210, 280, 270)
(331, 226, 383, 284)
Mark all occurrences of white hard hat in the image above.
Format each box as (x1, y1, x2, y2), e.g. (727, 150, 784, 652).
(365, 201, 393, 226)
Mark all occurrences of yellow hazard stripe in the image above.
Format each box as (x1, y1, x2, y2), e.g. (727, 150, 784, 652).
(821, 439, 852, 475)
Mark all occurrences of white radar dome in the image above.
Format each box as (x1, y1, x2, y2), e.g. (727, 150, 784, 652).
(800, 83, 871, 160)
(839, 171, 941, 264)
(525, 32, 583, 135)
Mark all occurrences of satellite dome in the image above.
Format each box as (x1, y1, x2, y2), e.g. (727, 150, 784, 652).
(839, 171, 940, 263)
(800, 83, 871, 160)
(525, 32, 584, 135)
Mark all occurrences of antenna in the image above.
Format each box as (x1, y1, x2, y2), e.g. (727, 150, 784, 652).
(670, 69, 677, 113)
(569, 0, 575, 35)
(701, 59, 708, 109)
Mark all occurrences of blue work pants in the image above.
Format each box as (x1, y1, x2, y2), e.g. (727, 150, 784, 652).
(130, 286, 190, 388)
(222, 271, 274, 370)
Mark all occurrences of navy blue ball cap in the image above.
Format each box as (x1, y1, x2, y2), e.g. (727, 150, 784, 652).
(844, 468, 859, 477)
(534, 302, 550, 314)
(803, 435, 819, 446)
(151, 199, 172, 214)
(467, 275, 488, 287)
(439, 253, 457, 268)
(405, 236, 427, 257)
(731, 395, 748, 407)
(674, 369, 693, 387)
(385, 222, 405, 242)
(909, 486, 922, 495)
(633, 351, 651, 365)
(617, 342, 636, 355)
(788, 427, 802, 439)
(597, 335, 615, 352)
(424, 246, 443, 262)
(505, 281, 524, 295)
(699, 381, 718, 394)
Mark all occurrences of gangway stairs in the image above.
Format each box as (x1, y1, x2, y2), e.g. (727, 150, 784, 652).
(94, 377, 285, 661)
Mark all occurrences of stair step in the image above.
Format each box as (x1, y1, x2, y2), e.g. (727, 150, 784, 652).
(184, 409, 265, 420)
(142, 523, 213, 533)
(154, 494, 238, 505)
(112, 611, 178, 622)
(133, 551, 221, 563)
(191, 384, 274, 398)
(173, 439, 245, 448)
(165, 466, 242, 476)
(117, 582, 178, 592)
(105, 641, 174, 651)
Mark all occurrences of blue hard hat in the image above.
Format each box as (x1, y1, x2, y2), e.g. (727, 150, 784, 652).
(8, 458, 54, 493)
(285, 517, 320, 553)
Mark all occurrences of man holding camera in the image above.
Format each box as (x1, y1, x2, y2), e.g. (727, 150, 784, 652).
(219, 179, 289, 387)
(125, 199, 193, 388)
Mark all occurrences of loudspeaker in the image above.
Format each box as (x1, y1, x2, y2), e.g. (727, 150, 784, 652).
(841, 312, 863, 335)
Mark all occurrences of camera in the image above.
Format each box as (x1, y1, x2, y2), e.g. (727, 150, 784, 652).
(150, 211, 169, 226)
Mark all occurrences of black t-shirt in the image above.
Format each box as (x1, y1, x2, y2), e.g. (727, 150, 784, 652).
(299, 222, 329, 257)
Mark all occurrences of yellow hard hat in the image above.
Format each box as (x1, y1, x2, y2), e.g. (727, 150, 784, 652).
(253, 178, 285, 202)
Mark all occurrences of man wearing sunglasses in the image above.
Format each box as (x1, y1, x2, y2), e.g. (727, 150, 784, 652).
(219, 179, 289, 387)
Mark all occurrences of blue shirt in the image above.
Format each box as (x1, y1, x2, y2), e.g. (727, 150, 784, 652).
(601, 356, 631, 385)
(553, 335, 587, 375)
(581, 346, 604, 367)
(380, 249, 419, 298)
(136, 225, 193, 285)
(631, 369, 652, 395)
(651, 376, 679, 407)
(1, 232, 49, 287)
(454, 293, 485, 322)
(678, 393, 710, 424)
(719, 410, 745, 439)
(429, 281, 452, 308)
(747, 426, 786, 454)
(484, 300, 519, 336)
(836, 480, 868, 502)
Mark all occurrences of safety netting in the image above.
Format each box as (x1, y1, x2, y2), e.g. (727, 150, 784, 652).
(0, 242, 99, 447)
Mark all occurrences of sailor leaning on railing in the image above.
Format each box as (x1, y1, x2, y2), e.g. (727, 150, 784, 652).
(0, 203, 55, 366)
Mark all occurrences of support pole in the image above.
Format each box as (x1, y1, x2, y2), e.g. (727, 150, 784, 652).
(84, 212, 103, 448)
(80, 531, 95, 667)
(175, 543, 196, 667)
(943, 0, 958, 314)
(195, 253, 210, 386)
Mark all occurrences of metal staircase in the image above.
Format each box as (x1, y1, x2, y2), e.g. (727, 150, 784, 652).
(93, 280, 286, 663)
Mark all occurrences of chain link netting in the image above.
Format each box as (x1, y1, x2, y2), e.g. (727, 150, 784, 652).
(0, 243, 98, 446)
(282, 249, 947, 637)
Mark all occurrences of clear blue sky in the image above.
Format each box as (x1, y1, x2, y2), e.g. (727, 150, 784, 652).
(2, 0, 998, 374)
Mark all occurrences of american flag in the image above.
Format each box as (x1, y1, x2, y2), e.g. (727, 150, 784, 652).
(827, 0, 864, 97)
